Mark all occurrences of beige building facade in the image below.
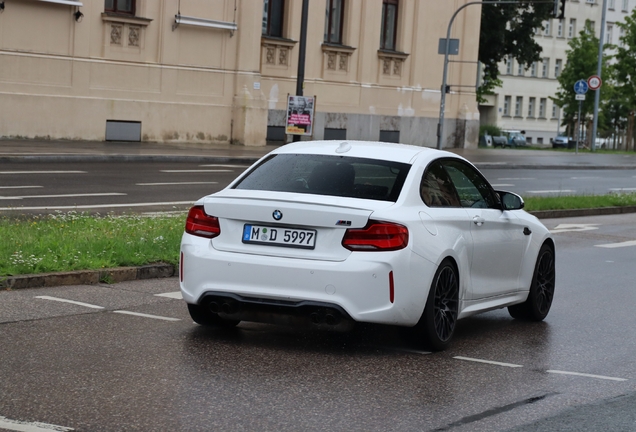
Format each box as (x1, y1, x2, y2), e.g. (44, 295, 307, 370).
(0, 0, 481, 148)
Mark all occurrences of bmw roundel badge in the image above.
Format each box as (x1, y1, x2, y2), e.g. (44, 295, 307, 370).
(272, 210, 283, 221)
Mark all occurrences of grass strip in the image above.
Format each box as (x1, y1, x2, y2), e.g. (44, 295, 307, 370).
(1, 211, 184, 277)
(2, 194, 636, 277)
(523, 193, 636, 211)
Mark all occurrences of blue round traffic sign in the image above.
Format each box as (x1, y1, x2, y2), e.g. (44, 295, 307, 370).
(574, 80, 589, 94)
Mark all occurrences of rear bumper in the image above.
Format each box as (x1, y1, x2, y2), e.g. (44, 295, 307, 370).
(180, 233, 435, 326)
(198, 291, 355, 331)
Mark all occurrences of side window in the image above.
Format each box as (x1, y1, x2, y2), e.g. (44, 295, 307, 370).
(443, 160, 499, 209)
(324, 0, 345, 44)
(420, 161, 461, 207)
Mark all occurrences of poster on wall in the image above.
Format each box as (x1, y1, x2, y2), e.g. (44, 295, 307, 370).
(285, 95, 315, 136)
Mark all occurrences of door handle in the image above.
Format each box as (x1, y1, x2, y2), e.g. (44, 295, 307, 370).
(473, 216, 485, 226)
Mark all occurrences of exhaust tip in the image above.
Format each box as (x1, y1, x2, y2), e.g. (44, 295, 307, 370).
(325, 314, 339, 325)
(221, 302, 238, 314)
(310, 312, 321, 324)
(208, 302, 220, 313)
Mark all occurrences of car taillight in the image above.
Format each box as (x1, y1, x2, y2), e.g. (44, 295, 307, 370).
(185, 206, 220, 238)
(342, 220, 408, 251)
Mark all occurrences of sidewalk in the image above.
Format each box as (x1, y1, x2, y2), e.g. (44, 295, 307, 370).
(2, 138, 636, 169)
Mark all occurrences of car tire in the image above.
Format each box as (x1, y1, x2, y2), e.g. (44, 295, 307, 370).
(416, 259, 459, 351)
(508, 243, 555, 321)
(187, 303, 241, 327)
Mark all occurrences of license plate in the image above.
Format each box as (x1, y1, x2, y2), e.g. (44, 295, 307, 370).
(242, 224, 316, 249)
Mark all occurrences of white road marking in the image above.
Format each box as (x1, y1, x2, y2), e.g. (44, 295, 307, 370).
(0, 415, 73, 432)
(160, 169, 233, 173)
(155, 291, 183, 299)
(0, 171, 86, 175)
(35, 296, 104, 309)
(526, 190, 575, 194)
(571, 177, 601, 180)
(497, 177, 535, 181)
(550, 223, 600, 234)
(491, 184, 514, 187)
(0, 193, 125, 200)
(595, 240, 636, 249)
(609, 187, 636, 192)
(547, 370, 627, 382)
(0, 201, 194, 211)
(453, 356, 523, 368)
(136, 181, 218, 186)
(199, 164, 250, 168)
(474, 162, 507, 165)
(0, 186, 43, 190)
(113, 311, 181, 321)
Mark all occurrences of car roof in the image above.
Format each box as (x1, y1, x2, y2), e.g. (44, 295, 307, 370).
(270, 140, 459, 165)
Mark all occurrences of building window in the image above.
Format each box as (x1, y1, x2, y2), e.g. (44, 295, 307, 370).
(542, 58, 549, 78)
(587, 20, 595, 34)
(517, 62, 524, 76)
(586, 0, 596, 3)
(557, 19, 564, 37)
(606, 23, 614, 44)
(515, 96, 523, 117)
(105, 0, 135, 15)
(531, 61, 538, 77)
(528, 97, 536, 117)
(609, 0, 616, 9)
(263, 0, 285, 37)
(539, 98, 547, 118)
(324, 0, 345, 44)
(544, 20, 552, 36)
(569, 19, 576, 38)
(504, 96, 511, 116)
(380, 0, 398, 51)
(506, 56, 513, 74)
(552, 103, 559, 119)
(619, 27, 625, 46)
(622, 0, 629, 11)
(555, 59, 562, 77)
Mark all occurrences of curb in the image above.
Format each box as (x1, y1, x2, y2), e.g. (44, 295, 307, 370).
(1, 263, 175, 291)
(529, 205, 636, 219)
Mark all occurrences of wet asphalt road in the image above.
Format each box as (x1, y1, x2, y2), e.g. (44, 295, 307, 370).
(1, 213, 635, 431)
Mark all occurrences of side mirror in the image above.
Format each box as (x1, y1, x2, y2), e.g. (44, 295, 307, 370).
(497, 190, 524, 211)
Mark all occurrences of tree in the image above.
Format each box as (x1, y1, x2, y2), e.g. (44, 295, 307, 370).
(613, 10, 636, 150)
(478, 1, 554, 101)
(553, 23, 610, 141)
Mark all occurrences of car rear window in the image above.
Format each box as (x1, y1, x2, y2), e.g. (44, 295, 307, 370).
(233, 154, 411, 202)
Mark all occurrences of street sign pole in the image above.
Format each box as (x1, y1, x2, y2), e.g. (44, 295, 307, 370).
(591, 0, 608, 152)
(577, 100, 582, 154)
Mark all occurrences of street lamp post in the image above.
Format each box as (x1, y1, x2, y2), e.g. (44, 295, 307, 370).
(292, 0, 309, 143)
(591, 0, 608, 152)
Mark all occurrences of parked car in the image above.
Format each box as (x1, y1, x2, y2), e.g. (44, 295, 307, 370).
(502, 130, 527, 147)
(180, 140, 555, 351)
(551, 135, 570, 149)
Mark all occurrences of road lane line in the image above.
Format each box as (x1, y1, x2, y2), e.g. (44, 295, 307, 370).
(547, 370, 627, 382)
(0, 193, 126, 200)
(199, 164, 250, 168)
(0, 186, 43, 190)
(160, 169, 233, 173)
(609, 187, 636, 192)
(0, 201, 194, 211)
(136, 181, 218, 186)
(113, 310, 181, 321)
(35, 296, 104, 309)
(490, 184, 514, 187)
(0, 415, 74, 432)
(595, 240, 636, 248)
(453, 356, 523, 368)
(0, 171, 86, 174)
(526, 190, 575, 194)
(155, 291, 183, 299)
(497, 178, 535, 181)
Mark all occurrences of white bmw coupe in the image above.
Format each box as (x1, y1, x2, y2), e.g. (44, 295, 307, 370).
(180, 140, 555, 350)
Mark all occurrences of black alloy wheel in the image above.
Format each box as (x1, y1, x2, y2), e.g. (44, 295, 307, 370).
(508, 243, 556, 321)
(418, 260, 459, 351)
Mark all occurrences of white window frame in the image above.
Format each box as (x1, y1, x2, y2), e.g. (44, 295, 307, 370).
(557, 19, 564, 37)
(539, 98, 547, 118)
(542, 58, 549, 78)
(555, 59, 562, 77)
(528, 97, 536, 117)
(504, 96, 511, 116)
(515, 96, 523, 117)
(569, 19, 576, 38)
